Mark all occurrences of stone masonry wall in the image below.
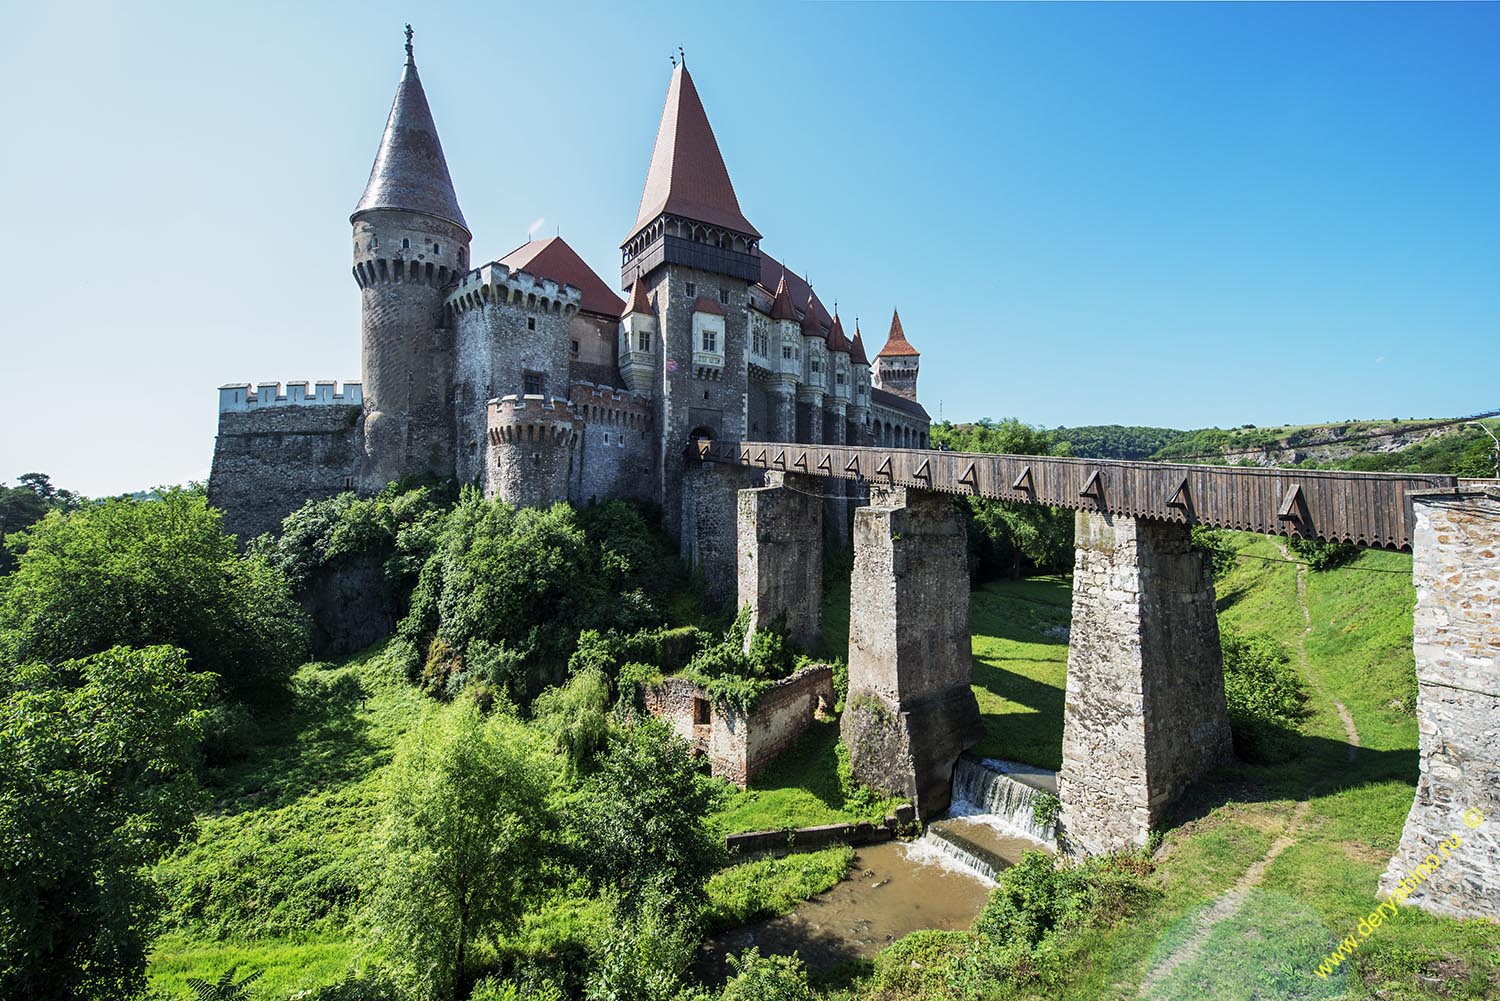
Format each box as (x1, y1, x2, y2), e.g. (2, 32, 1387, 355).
(1379, 490, 1500, 919)
(737, 472, 823, 651)
(208, 405, 361, 543)
(682, 462, 761, 608)
(570, 385, 654, 505)
(1058, 511, 1232, 855)
(841, 486, 982, 817)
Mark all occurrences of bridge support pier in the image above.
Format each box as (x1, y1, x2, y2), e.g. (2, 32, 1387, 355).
(1058, 510, 1232, 854)
(1380, 489, 1500, 919)
(841, 486, 982, 818)
(737, 472, 823, 651)
(682, 461, 760, 609)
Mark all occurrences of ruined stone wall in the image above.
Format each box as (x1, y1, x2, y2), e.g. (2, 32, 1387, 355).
(743, 666, 835, 781)
(1058, 511, 1231, 854)
(737, 472, 823, 650)
(207, 405, 361, 543)
(1380, 489, 1500, 919)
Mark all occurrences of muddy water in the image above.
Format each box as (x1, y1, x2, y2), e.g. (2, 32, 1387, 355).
(699, 838, 1007, 979)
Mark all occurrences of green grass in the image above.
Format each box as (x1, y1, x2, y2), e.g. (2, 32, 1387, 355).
(706, 846, 854, 931)
(711, 718, 901, 835)
(967, 576, 1072, 769)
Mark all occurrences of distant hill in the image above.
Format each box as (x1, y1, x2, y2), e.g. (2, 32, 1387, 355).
(1023, 416, 1498, 478)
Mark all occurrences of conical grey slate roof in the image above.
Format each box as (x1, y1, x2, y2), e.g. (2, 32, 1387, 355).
(351, 46, 468, 234)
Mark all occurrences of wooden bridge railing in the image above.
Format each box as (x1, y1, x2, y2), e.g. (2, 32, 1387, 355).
(693, 439, 1464, 551)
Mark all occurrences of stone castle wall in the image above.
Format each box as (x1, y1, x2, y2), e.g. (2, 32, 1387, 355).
(208, 404, 362, 543)
(483, 395, 581, 510)
(569, 384, 654, 505)
(1380, 490, 1500, 918)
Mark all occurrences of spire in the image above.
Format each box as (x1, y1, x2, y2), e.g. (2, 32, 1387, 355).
(351, 27, 468, 235)
(625, 277, 653, 316)
(769, 270, 798, 321)
(800, 290, 822, 333)
(877, 308, 920, 357)
(627, 65, 760, 244)
(828, 313, 851, 354)
(850, 323, 869, 365)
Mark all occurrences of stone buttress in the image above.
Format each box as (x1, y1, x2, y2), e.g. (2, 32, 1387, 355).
(736, 471, 823, 651)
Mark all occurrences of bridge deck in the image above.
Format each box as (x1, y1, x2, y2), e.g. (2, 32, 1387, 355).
(695, 440, 1472, 551)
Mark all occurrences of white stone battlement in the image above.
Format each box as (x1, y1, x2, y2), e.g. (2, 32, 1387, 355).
(445, 262, 583, 317)
(218, 380, 363, 412)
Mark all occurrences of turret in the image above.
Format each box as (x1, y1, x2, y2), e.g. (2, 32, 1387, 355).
(350, 26, 471, 488)
(873, 308, 920, 402)
(619, 279, 657, 396)
(848, 323, 872, 444)
(484, 395, 582, 509)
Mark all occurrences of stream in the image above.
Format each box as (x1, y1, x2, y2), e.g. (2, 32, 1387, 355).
(698, 758, 1056, 980)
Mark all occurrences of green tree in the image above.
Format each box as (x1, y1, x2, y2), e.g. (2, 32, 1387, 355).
(0, 490, 307, 705)
(0, 473, 79, 573)
(0, 646, 211, 1001)
(533, 666, 613, 779)
(720, 948, 816, 1001)
(569, 720, 726, 919)
(371, 702, 555, 1001)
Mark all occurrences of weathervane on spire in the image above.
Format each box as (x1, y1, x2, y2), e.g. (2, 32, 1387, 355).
(679, 46, 686, 67)
(669, 51, 677, 68)
(404, 24, 414, 62)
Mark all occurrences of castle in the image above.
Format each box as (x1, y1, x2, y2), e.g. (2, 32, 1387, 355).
(208, 32, 931, 553)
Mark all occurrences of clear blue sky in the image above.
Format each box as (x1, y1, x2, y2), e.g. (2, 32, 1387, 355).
(3, 1, 1497, 496)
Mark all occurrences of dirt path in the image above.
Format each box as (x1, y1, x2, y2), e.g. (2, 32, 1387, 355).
(1277, 542, 1360, 761)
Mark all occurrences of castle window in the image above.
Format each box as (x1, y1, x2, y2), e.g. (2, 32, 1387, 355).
(527, 317, 536, 331)
(837, 371, 846, 386)
(433, 243, 441, 254)
(638, 331, 650, 351)
(812, 360, 821, 373)
(719, 288, 729, 305)
(371, 235, 379, 250)
(402, 238, 410, 250)
(571, 340, 580, 357)
(701, 329, 717, 353)
(686, 282, 696, 297)
(523, 371, 544, 396)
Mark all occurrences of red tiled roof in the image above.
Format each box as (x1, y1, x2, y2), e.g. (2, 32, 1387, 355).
(692, 294, 725, 316)
(769, 271, 798, 321)
(499, 236, 626, 317)
(827, 314, 851, 354)
(877, 308, 920, 357)
(850, 324, 869, 365)
(624, 277, 652, 315)
(800, 290, 823, 333)
(626, 66, 760, 244)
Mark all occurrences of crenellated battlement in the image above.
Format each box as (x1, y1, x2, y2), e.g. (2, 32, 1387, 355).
(352, 256, 459, 291)
(218, 381, 363, 412)
(445, 262, 583, 318)
(486, 394, 583, 446)
(569, 382, 652, 432)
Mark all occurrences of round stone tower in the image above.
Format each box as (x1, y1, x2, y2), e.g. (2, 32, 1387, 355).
(484, 395, 583, 508)
(350, 27, 471, 488)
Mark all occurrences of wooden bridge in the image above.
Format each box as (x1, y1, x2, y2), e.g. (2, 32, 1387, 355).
(694, 439, 1466, 551)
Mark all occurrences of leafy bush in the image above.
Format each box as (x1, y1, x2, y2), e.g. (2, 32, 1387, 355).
(0, 490, 308, 707)
(1287, 536, 1361, 571)
(1190, 525, 1237, 579)
(1031, 791, 1061, 830)
(678, 607, 801, 713)
(1220, 625, 1307, 763)
(197, 700, 263, 767)
(705, 847, 853, 931)
(720, 948, 816, 1001)
(399, 496, 674, 704)
(1, 646, 212, 1001)
(533, 667, 612, 778)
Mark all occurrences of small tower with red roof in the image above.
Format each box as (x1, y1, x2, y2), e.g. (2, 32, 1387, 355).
(873, 309, 920, 403)
(619, 279, 657, 396)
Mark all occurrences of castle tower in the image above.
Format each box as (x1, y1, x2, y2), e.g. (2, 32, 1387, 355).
(767, 271, 800, 440)
(350, 27, 471, 488)
(621, 62, 761, 535)
(825, 312, 853, 445)
(484, 395, 582, 509)
(873, 308, 920, 402)
(798, 292, 828, 443)
(848, 323, 872, 444)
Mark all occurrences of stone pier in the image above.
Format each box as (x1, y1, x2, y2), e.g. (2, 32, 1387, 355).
(841, 486, 982, 817)
(736, 472, 823, 651)
(682, 461, 760, 609)
(1379, 489, 1500, 919)
(1058, 511, 1232, 854)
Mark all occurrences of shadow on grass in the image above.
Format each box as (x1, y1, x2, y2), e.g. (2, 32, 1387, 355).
(745, 717, 845, 809)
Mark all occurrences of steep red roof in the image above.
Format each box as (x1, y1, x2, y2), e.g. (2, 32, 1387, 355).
(626, 65, 760, 244)
(850, 324, 869, 365)
(756, 250, 831, 331)
(827, 314, 851, 354)
(624, 277, 653, 315)
(692, 294, 725, 316)
(499, 237, 626, 317)
(800, 291, 823, 333)
(877, 308, 920, 357)
(769, 271, 798, 321)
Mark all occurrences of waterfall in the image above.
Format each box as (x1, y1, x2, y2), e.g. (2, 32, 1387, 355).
(907, 825, 1003, 884)
(949, 757, 1059, 846)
